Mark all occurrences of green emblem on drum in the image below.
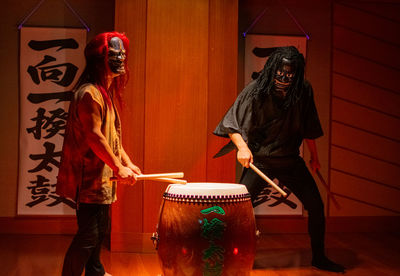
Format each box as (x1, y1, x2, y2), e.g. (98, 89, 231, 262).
(201, 218, 226, 240)
(203, 244, 225, 275)
(200, 206, 226, 215)
(200, 206, 226, 275)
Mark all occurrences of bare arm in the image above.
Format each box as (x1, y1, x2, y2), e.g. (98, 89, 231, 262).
(304, 138, 321, 173)
(78, 93, 136, 181)
(229, 132, 253, 168)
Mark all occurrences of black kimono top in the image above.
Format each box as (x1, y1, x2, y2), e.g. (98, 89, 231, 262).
(213, 80, 323, 162)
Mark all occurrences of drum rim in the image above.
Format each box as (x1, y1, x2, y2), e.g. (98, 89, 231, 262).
(165, 182, 249, 194)
(163, 191, 251, 203)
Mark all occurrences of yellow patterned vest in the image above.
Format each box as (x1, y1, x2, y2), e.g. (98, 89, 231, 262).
(56, 83, 122, 204)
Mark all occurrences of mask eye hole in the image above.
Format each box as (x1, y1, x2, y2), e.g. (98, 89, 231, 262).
(276, 70, 294, 79)
(108, 49, 126, 61)
(108, 49, 118, 57)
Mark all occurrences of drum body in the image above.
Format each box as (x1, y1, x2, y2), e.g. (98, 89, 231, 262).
(155, 183, 256, 276)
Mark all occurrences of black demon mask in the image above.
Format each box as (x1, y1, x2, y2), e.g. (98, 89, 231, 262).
(274, 58, 294, 92)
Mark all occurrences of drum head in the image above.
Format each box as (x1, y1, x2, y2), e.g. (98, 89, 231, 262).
(165, 182, 248, 196)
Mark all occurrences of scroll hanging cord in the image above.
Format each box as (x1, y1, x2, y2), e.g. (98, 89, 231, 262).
(18, 0, 90, 31)
(242, 0, 310, 39)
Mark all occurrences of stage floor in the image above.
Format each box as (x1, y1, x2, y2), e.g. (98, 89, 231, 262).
(1, 232, 399, 275)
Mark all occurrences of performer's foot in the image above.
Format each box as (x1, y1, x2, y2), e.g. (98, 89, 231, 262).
(312, 256, 345, 273)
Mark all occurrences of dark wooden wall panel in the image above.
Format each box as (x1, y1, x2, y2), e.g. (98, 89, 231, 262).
(329, 196, 397, 217)
(333, 26, 400, 70)
(333, 49, 399, 92)
(331, 122, 400, 165)
(331, 146, 399, 190)
(331, 170, 400, 214)
(332, 74, 400, 118)
(332, 98, 400, 141)
(349, 2, 400, 22)
(332, 1, 400, 217)
(334, 3, 400, 46)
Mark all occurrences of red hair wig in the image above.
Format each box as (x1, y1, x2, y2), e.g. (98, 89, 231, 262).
(76, 31, 130, 106)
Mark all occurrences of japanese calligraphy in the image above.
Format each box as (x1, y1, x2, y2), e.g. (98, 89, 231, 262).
(19, 28, 85, 213)
(26, 174, 75, 208)
(253, 180, 297, 209)
(200, 206, 226, 276)
(27, 107, 68, 139)
(28, 38, 79, 51)
(27, 91, 73, 104)
(28, 142, 61, 173)
(200, 206, 226, 215)
(27, 55, 78, 87)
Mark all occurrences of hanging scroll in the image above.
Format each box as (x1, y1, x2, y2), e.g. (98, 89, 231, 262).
(244, 34, 307, 216)
(18, 27, 86, 215)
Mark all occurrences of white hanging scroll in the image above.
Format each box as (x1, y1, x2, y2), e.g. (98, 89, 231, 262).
(18, 27, 86, 215)
(244, 35, 307, 216)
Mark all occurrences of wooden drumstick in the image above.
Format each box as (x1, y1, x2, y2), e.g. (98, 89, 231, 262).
(136, 172, 184, 180)
(110, 176, 186, 184)
(316, 169, 341, 210)
(249, 163, 288, 197)
(150, 178, 187, 184)
(110, 172, 184, 181)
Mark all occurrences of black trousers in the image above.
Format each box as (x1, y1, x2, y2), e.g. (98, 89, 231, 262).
(240, 156, 326, 258)
(62, 203, 110, 276)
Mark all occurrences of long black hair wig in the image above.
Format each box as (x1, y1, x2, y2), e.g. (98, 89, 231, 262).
(253, 46, 305, 108)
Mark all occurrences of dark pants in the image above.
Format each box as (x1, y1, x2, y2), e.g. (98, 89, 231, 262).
(240, 157, 326, 258)
(62, 203, 110, 276)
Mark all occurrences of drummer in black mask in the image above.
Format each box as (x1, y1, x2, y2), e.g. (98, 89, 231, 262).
(213, 46, 345, 273)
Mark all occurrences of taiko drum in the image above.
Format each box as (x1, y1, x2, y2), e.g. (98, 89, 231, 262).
(153, 183, 256, 276)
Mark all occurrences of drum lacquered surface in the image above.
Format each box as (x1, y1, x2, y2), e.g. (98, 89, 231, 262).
(156, 183, 256, 276)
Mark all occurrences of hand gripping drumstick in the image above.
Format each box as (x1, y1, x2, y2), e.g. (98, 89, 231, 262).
(249, 163, 287, 197)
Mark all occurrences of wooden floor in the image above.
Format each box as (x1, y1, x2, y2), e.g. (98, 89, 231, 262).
(1, 232, 399, 276)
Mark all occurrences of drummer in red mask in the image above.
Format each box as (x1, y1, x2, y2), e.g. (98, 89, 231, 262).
(214, 46, 345, 273)
(57, 32, 141, 276)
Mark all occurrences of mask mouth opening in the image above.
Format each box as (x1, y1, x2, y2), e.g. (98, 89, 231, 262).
(109, 60, 125, 74)
(274, 80, 291, 92)
(274, 78, 291, 87)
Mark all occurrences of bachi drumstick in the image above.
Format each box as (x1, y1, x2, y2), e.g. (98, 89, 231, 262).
(110, 172, 184, 181)
(316, 169, 341, 210)
(249, 163, 288, 197)
(136, 172, 184, 180)
(149, 178, 187, 184)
